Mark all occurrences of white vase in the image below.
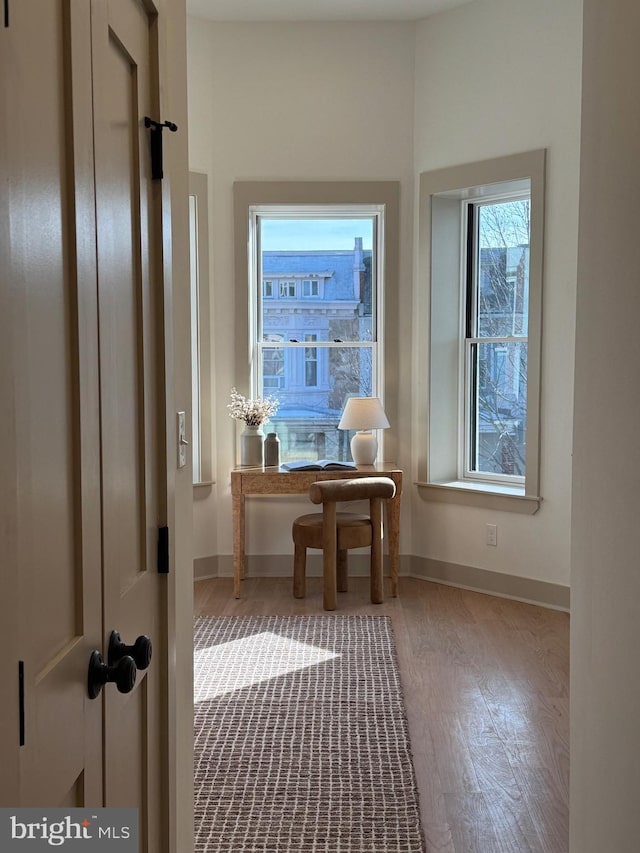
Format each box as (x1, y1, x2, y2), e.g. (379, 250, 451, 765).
(240, 425, 264, 467)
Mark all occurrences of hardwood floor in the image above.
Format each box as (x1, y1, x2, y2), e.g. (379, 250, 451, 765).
(194, 575, 569, 853)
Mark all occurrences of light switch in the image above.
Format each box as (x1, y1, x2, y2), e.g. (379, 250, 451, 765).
(177, 411, 188, 469)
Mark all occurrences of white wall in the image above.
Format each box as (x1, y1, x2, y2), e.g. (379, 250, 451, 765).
(187, 3, 583, 593)
(187, 21, 416, 565)
(571, 0, 640, 848)
(412, 0, 583, 587)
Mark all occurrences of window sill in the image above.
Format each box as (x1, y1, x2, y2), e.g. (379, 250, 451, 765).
(416, 480, 541, 515)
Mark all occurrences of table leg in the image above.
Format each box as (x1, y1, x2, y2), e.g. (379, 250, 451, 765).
(387, 479, 401, 597)
(232, 490, 245, 598)
(370, 497, 384, 604)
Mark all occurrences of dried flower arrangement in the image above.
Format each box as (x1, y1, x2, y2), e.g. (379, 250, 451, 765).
(227, 387, 279, 427)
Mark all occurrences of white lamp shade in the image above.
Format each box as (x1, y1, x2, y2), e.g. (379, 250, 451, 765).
(338, 397, 390, 431)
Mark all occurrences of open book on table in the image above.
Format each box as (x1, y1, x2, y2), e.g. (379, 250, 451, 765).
(281, 459, 357, 472)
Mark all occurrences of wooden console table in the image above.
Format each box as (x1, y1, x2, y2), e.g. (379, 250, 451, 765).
(231, 463, 403, 599)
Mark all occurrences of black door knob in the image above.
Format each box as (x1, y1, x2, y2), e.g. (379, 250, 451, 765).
(108, 630, 152, 670)
(87, 650, 137, 700)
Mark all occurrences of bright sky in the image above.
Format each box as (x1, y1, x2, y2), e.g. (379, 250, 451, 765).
(261, 217, 373, 251)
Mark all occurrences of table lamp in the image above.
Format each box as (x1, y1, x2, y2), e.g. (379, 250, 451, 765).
(338, 397, 390, 465)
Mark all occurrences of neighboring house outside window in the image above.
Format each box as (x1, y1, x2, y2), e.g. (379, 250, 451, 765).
(257, 236, 377, 460)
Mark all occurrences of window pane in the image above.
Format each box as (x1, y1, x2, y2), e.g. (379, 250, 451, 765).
(476, 200, 530, 338)
(259, 216, 375, 342)
(189, 194, 201, 482)
(470, 341, 527, 476)
(263, 346, 285, 391)
(278, 280, 295, 298)
(304, 334, 318, 387)
(258, 344, 374, 462)
(304, 357, 318, 387)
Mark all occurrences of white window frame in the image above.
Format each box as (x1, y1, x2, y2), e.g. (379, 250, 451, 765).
(233, 181, 400, 466)
(188, 172, 214, 486)
(415, 151, 545, 514)
(462, 192, 529, 486)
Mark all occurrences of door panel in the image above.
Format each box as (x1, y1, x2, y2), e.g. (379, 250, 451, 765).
(99, 24, 148, 594)
(1, 0, 103, 807)
(92, 1, 166, 849)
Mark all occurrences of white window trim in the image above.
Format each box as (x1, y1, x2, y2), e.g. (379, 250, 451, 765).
(189, 172, 214, 487)
(414, 150, 545, 514)
(233, 181, 400, 465)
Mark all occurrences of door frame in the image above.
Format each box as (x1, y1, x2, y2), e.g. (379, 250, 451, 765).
(154, 2, 194, 851)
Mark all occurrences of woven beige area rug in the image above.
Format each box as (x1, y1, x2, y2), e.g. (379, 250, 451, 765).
(193, 614, 426, 852)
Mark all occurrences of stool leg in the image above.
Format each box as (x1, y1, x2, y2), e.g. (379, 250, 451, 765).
(322, 502, 337, 611)
(337, 549, 348, 593)
(370, 498, 384, 604)
(293, 544, 306, 599)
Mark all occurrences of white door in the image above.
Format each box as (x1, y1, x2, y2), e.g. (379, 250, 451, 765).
(1, 2, 172, 847)
(91, 0, 167, 846)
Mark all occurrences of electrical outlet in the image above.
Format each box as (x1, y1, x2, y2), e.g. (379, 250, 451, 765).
(486, 523, 498, 546)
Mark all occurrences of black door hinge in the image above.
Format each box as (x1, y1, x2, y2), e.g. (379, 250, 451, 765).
(158, 526, 169, 574)
(4, 0, 9, 28)
(18, 661, 25, 746)
(144, 117, 178, 180)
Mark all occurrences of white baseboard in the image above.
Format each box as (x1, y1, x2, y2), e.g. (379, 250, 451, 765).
(194, 553, 569, 611)
(409, 556, 569, 611)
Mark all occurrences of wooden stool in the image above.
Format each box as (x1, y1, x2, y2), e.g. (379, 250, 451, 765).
(292, 477, 396, 611)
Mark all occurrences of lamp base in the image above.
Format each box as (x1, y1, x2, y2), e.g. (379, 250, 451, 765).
(350, 431, 378, 466)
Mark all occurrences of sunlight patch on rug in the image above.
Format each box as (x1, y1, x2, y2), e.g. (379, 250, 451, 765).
(194, 631, 339, 701)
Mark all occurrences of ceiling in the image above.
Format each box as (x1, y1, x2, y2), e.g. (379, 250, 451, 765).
(186, 0, 475, 23)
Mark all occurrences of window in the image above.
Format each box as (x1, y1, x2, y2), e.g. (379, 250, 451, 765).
(251, 208, 381, 462)
(188, 172, 213, 485)
(417, 151, 544, 513)
(234, 181, 400, 466)
(465, 197, 529, 482)
(279, 280, 296, 299)
(263, 334, 285, 390)
(304, 334, 318, 387)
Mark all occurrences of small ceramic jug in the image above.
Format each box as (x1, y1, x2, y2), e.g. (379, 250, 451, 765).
(264, 432, 280, 467)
